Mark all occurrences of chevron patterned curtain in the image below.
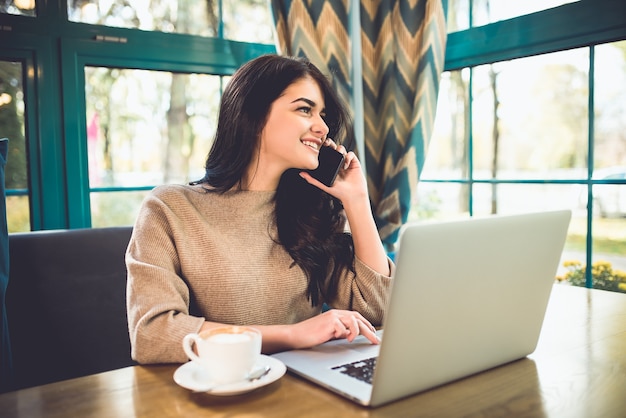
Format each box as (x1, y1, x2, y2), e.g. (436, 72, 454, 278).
(272, 1, 354, 120)
(272, 0, 447, 252)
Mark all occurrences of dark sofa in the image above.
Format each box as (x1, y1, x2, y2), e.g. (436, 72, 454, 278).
(3, 226, 136, 392)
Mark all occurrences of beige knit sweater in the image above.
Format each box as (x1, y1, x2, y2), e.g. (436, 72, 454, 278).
(126, 184, 393, 364)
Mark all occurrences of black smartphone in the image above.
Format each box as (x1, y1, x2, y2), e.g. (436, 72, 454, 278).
(308, 146, 345, 187)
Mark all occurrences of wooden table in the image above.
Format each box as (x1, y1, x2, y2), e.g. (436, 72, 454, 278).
(1, 284, 625, 417)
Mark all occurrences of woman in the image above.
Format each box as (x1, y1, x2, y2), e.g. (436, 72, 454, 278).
(126, 54, 393, 364)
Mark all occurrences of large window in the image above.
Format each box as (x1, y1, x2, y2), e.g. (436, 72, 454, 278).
(1, 0, 275, 231)
(1, 0, 625, 292)
(84, 67, 223, 227)
(416, 0, 626, 292)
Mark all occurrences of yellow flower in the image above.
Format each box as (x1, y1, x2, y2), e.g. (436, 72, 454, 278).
(563, 260, 582, 268)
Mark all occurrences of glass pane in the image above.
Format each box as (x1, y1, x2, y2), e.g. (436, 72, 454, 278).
(592, 174, 626, 219)
(591, 215, 626, 293)
(85, 67, 222, 223)
(557, 208, 589, 287)
(472, 183, 580, 216)
(90, 190, 150, 227)
(594, 40, 626, 170)
(446, 0, 470, 32)
(223, 0, 275, 43)
(69, 0, 275, 42)
(472, 183, 585, 279)
(472, 0, 579, 27)
(472, 49, 588, 180)
(411, 182, 470, 222)
(0, 60, 30, 232)
(0, 0, 36, 17)
(5, 195, 30, 232)
(422, 69, 470, 180)
(69, 0, 219, 36)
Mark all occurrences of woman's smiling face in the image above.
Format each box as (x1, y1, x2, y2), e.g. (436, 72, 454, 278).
(258, 76, 329, 176)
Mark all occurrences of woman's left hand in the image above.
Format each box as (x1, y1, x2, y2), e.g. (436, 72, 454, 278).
(300, 138, 391, 277)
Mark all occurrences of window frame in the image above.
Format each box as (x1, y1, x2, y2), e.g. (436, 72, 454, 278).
(426, 0, 626, 289)
(60, 34, 274, 227)
(0, 0, 275, 229)
(0, 31, 66, 230)
(445, 0, 626, 70)
(1, 0, 625, 242)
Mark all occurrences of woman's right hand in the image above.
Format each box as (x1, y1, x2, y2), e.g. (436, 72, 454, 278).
(282, 309, 380, 351)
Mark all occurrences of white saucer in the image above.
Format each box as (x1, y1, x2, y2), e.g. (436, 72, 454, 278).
(173, 355, 286, 396)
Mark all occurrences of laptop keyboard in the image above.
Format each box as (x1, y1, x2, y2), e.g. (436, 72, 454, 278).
(331, 356, 377, 384)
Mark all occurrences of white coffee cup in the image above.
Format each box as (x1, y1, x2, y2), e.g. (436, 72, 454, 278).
(182, 326, 262, 385)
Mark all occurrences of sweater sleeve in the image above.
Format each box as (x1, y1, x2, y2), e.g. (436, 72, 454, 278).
(329, 256, 395, 326)
(126, 192, 205, 364)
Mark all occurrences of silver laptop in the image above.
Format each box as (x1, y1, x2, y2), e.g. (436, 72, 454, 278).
(271, 210, 572, 407)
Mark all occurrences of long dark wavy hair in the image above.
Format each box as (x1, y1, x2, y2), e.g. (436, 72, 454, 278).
(191, 54, 356, 306)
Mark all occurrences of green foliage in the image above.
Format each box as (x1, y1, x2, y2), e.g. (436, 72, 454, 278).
(6, 195, 30, 233)
(0, 61, 27, 189)
(556, 260, 626, 293)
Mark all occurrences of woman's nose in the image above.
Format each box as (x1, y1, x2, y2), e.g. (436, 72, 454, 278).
(312, 116, 329, 138)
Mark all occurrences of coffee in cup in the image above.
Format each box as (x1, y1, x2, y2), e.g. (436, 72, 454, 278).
(182, 326, 262, 385)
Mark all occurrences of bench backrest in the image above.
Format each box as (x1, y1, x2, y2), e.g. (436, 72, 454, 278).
(5, 226, 136, 391)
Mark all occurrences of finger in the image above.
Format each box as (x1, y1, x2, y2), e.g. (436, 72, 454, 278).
(333, 317, 350, 339)
(358, 323, 381, 345)
(344, 315, 360, 342)
(348, 311, 376, 333)
(298, 171, 330, 191)
(342, 151, 356, 169)
(324, 137, 337, 150)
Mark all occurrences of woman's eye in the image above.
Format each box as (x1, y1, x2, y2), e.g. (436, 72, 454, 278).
(297, 106, 312, 114)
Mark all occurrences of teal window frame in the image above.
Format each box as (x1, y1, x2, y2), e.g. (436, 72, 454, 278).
(1, 1, 625, 261)
(445, 0, 625, 70)
(429, 0, 626, 289)
(60, 35, 273, 227)
(0, 31, 65, 230)
(0, 1, 275, 229)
